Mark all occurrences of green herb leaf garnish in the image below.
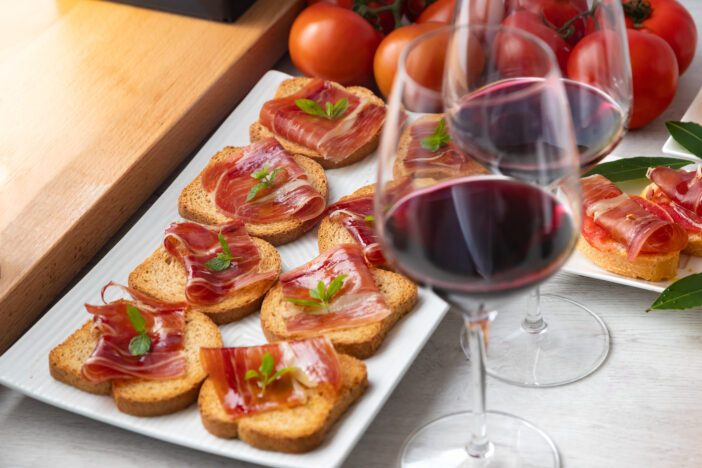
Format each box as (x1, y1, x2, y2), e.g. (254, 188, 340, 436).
(295, 98, 349, 120)
(666, 121, 702, 158)
(583, 156, 691, 182)
(649, 273, 702, 311)
(420, 118, 451, 152)
(126, 305, 151, 356)
(247, 164, 284, 202)
(244, 352, 297, 396)
(282, 274, 349, 310)
(204, 232, 242, 272)
(364, 215, 374, 222)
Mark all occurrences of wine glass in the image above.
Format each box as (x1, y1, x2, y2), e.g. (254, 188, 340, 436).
(456, 0, 632, 387)
(375, 25, 581, 466)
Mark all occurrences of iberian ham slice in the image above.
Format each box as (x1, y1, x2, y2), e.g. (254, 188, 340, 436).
(163, 221, 276, 305)
(581, 175, 687, 260)
(280, 244, 391, 333)
(82, 282, 186, 383)
(201, 138, 325, 224)
(648, 166, 702, 216)
(642, 181, 702, 233)
(259, 78, 385, 162)
(199, 337, 342, 419)
(404, 118, 482, 172)
(326, 194, 387, 266)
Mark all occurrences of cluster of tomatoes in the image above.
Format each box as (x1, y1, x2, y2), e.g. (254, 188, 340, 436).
(289, 0, 697, 128)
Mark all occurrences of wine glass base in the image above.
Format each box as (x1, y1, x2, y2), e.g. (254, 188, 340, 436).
(398, 410, 560, 467)
(462, 294, 609, 387)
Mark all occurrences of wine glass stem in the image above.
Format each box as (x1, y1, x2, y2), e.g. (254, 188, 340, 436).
(464, 313, 494, 458)
(522, 287, 548, 334)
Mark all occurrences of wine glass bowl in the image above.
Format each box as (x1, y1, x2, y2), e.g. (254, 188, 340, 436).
(375, 24, 581, 467)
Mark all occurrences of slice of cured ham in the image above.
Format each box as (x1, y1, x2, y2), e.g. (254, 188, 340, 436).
(259, 78, 385, 162)
(403, 118, 481, 172)
(201, 138, 325, 224)
(581, 175, 687, 260)
(648, 166, 702, 216)
(642, 179, 702, 233)
(163, 221, 276, 305)
(326, 194, 386, 266)
(280, 244, 391, 333)
(199, 336, 342, 419)
(82, 282, 186, 383)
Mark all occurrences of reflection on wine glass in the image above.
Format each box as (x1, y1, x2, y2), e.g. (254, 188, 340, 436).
(376, 25, 581, 467)
(454, 0, 632, 387)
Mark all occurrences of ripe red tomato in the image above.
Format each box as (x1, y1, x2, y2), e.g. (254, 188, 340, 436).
(501, 10, 572, 74)
(417, 0, 504, 24)
(622, 0, 697, 74)
(417, 0, 454, 23)
(405, 0, 437, 21)
(625, 29, 679, 128)
(290, 4, 383, 87)
(505, 0, 586, 45)
(373, 22, 445, 98)
(307, 0, 397, 35)
(566, 30, 624, 90)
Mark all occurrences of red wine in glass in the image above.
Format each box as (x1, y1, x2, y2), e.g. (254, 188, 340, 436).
(383, 177, 575, 303)
(447, 78, 624, 174)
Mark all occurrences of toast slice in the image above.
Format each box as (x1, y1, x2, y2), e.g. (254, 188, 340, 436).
(392, 113, 489, 180)
(576, 236, 679, 282)
(128, 237, 281, 325)
(178, 147, 328, 246)
(250, 77, 384, 169)
(198, 353, 367, 453)
(260, 268, 417, 359)
(641, 182, 702, 257)
(49, 310, 222, 416)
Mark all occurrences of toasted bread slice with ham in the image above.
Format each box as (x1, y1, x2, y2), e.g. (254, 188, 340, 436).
(260, 267, 417, 359)
(179, 146, 328, 246)
(249, 77, 384, 169)
(128, 237, 281, 325)
(49, 310, 222, 416)
(392, 113, 489, 180)
(576, 236, 680, 282)
(197, 353, 367, 452)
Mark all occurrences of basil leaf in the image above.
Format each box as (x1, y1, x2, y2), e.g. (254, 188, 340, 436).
(420, 136, 441, 152)
(244, 369, 260, 380)
(269, 167, 283, 184)
(316, 281, 327, 301)
(309, 284, 324, 301)
(217, 232, 231, 258)
(364, 215, 374, 222)
(666, 121, 702, 158)
(252, 164, 269, 180)
(129, 334, 151, 356)
(260, 352, 274, 376)
(295, 99, 326, 118)
(331, 98, 349, 119)
(247, 182, 268, 202)
(326, 274, 348, 301)
(325, 101, 333, 116)
(269, 367, 296, 383)
(126, 305, 146, 335)
(649, 273, 702, 310)
(283, 298, 323, 308)
(583, 156, 691, 182)
(205, 255, 230, 271)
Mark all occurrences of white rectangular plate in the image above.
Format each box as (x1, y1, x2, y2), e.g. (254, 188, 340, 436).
(563, 157, 702, 293)
(662, 86, 702, 160)
(0, 71, 449, 468)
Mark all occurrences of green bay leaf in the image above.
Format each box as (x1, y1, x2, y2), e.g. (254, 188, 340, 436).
(666, 121, 702, 158)
(649, 273, 702, 310)
(583, 157, 690, 182)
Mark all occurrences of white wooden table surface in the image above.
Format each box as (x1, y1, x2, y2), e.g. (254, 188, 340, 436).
(2, 2, 701, 466)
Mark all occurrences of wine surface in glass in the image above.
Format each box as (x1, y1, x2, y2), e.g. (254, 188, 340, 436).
(448, 78, 624, 173)
(383, 177, 575, 302)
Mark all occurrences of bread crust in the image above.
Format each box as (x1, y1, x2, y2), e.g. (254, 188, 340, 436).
(260, 267, 417, 359)
(197, 354, 368, 453)
(392, 113, 489, 180)
(128, 237, 281, 324)
(178, 147, 328, 246)
(576, 236, 679, 282)
(249, 77, 385, 169)
(49, 310, 222, 417)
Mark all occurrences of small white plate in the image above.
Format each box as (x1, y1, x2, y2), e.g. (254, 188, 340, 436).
(662, 87, 702, 160)
(0, 71, 449, 468)
(564, 159, 702, 293)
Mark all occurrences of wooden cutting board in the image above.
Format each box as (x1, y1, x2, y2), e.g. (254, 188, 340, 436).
(0, 0, 304, 353)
